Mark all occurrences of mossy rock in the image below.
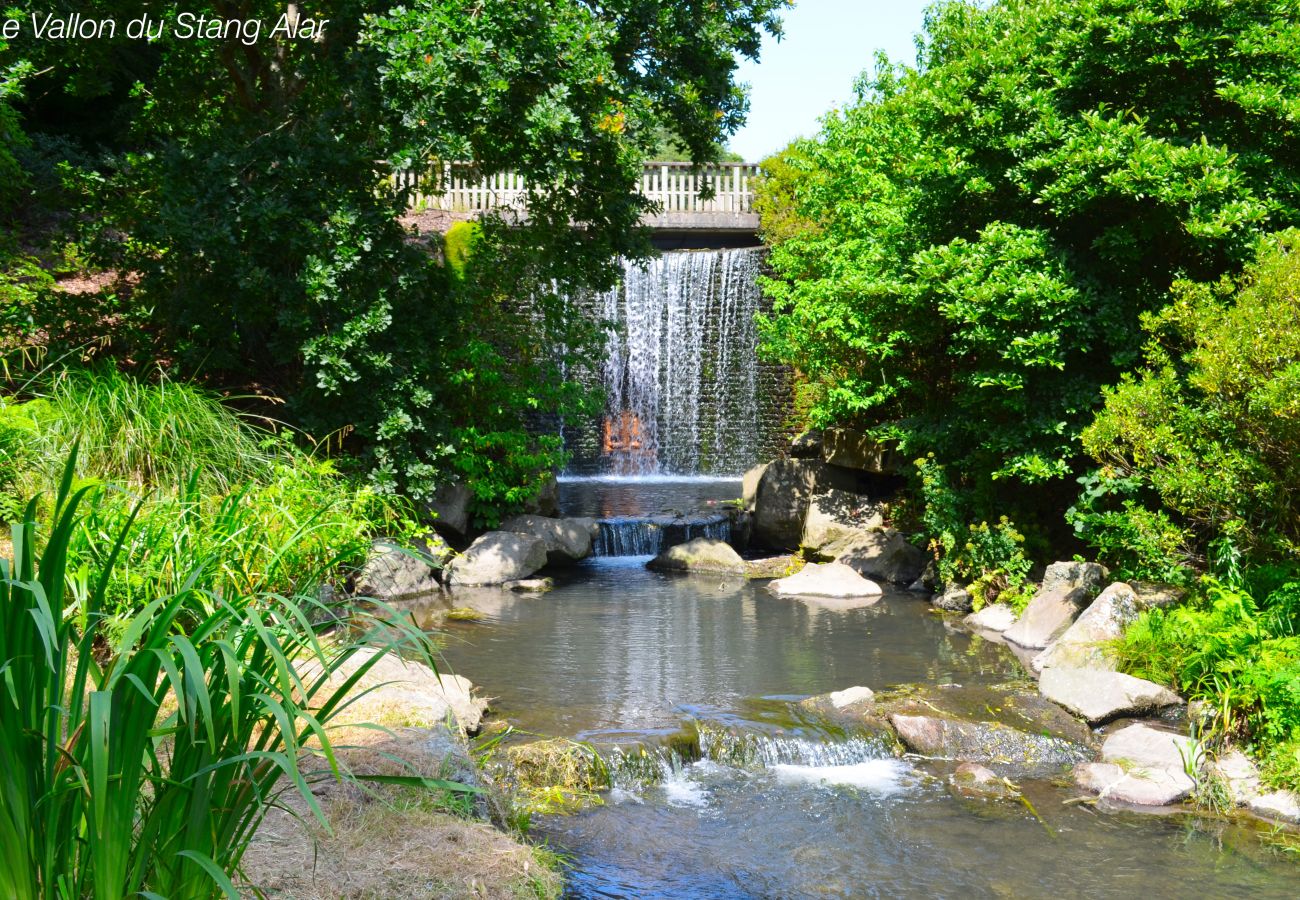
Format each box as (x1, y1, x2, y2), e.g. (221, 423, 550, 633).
(499, 739, 611, 814)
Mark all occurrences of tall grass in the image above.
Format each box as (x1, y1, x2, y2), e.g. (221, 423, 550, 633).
(0, 453, 439, 898)
(37, 366, 275, 492)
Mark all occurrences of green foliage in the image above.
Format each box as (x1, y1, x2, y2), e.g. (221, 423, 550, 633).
(1118, 577, 1300, 788)
(1066, 470, 1193, 584)
(1083, 231, 1300, 566)
(33, 367, 273, 493)
(10, 0, 783, 518)
(4, 368, 417, 608)
(757, 0, 1300, 517)
(917, 456, 1035, 610)
(0, 455, 447, 898)
(753, 140, 822, 249)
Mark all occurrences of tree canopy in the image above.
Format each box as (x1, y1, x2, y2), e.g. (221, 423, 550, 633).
(3, 0, 782, 519)
(756, 0, 1300, 516)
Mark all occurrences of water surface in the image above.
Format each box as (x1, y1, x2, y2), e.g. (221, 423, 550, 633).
(437, 557, 1300, 898)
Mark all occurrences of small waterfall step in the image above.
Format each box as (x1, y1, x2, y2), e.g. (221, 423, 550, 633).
(593, 513, 732, 557)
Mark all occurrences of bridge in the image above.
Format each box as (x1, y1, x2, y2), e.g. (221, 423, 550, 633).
(396, 161, 761, 248)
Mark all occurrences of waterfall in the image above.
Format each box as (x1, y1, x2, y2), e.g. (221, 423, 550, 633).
(591, 515, 732, 557)
(575, 247, 774, 476)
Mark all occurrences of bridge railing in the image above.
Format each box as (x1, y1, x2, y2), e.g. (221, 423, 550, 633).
(397, 161, 760, 215)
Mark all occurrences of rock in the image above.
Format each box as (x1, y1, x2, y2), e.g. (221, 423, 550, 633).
(931, 583, 973, 613)
(908, 559, 938, 594)
(426, 480, 473, 539)
(951, 762, 1020, 800)
(1213, 748, 1262, 805)
(504, 577, 554, 592)
(354, 538, 448, 601)
(821, 427, 896, 473)
(315, 647, 487, 734)
(1038, 667, 1183, 725)
(1073, 722, 1202, 807)
(964, 603, 1017, 633)
(1103, 722, 1200, 771)
(827, 686, 876, 709)
(1074, 761, 1194, 807)
(821, 528, 927, 585)
(1129, 581, 1188, 610)
(1248, 790, 1300, 824)
(647, 537, 746, 575)
(742, 463, 768, 511)
(1033, 582, 1138, 672)
(768, 561, 883, 599)
(801, 489, 884, 552)
(889, 714, 1088, 776)
(500, 514, 596, 564)
(954, 762, 1000, 785)
(1003, 561, 1107, 649)
(800, 680, 1094, 749)
(744, 555, 802, 578)
(523, 473, 560, 517)
(1041, 560, 1108, 598)
(751, 459, 856, 549)
(446, 532, 548, 586)
(790, 430, 823, 458)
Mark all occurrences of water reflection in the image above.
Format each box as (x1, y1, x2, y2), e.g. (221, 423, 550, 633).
(435, 556, 1013, 739)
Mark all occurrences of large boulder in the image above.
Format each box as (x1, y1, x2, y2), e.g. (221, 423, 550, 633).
(768, 562, 883, 603)
(426, 480, 473, 539)
(821, 427, 896, 473)
(889, 714, 1089, 777)
(354, 537, 449, 601)
(801, 489, 884, 552)
(1074, 722, 1200, 806)
(751, 459, 858, 549)
(1033, 582, 1138, 672)
(1130, 581, 1188, 610)
(742, 463, 768, 511)
(500, 514, 597, 564)
(1039, 667, 1182, 725)
(647, 537, 746, 575)
(446, 532, 548, 586)
(821, 528, 927, 585)
(1003, 561, 1107, 649)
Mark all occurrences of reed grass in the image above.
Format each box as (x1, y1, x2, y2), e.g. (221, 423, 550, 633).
(0, 451, 441, 898)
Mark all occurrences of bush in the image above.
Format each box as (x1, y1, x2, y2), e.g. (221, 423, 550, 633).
(918, 456, 1035, 611)
(1083, 230, 1300, 567)
(1118, 578, 1300, 789)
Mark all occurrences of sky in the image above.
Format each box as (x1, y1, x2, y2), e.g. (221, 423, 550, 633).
(728, 0, 933, 161)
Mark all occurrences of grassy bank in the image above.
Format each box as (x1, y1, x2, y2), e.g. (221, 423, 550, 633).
(0, 366, 558, 897)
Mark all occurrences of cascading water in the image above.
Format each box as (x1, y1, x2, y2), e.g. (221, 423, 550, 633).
(569, 247, 784, 477)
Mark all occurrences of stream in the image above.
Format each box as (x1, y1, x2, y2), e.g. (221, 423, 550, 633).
(435, 479, 1300, 899)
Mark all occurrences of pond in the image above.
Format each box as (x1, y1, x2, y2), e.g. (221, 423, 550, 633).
(434, 484, 1299, 899)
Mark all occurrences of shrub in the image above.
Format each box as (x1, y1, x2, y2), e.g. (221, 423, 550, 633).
(1083, 230, 1300, 567)
(1118, 578, 1300, 789)
(918, 456, 1035, 611)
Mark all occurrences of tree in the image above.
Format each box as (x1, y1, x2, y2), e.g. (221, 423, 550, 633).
(756, 0, 1300, 524)
(11, 0, 783, 519)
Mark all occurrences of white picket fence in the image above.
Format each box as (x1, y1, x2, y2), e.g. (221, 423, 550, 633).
(396, 161, 759, 215)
